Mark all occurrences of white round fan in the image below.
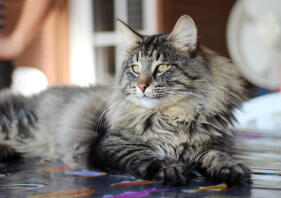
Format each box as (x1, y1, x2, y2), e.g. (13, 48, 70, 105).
(227, 0, 281, 89)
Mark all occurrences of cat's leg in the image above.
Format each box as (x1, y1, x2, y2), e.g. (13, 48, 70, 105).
(0, 91, 37, 160)
(197, 150, 251, 186)
(90, 138, 192, 185)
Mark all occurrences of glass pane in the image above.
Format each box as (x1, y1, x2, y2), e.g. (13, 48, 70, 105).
(127, 0, 143, 30)
(93, 0, 114, 32)
(95, 46, 116, 84)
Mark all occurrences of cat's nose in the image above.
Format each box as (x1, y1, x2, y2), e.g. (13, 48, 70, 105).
(138, 84, 149, 92)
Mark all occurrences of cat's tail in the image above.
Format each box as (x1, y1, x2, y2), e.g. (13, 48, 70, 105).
(0, 90, 38, 160)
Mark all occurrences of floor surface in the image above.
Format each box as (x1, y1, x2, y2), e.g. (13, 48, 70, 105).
(0, 130, 281, 198)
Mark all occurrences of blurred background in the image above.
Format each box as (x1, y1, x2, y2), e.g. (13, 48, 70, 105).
(1, 0, 281, 130)
(0, 0, 246, 86)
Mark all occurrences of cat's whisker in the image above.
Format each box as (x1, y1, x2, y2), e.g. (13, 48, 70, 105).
(169, 87, 199, 94)
(108, 92, 130, 103)
(110, 91, 130, 96)
(96, 95, 130, 132)
(104, 86, 130, 104)
(105, 95, 131, 133)
(167, 90, 205, 99)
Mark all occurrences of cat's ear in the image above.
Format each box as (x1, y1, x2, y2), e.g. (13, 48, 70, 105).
(168, 15, 197, 52)
(117, 20, 142, 52)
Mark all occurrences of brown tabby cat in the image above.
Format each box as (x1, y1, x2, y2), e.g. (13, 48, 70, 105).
(0, 15, 251, 186)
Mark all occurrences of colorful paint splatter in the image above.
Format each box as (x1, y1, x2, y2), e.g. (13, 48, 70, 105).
(0, 184, 45, 191)
(30, 188, 95, 198)
(37, 165, 72, 172)
(182, 184, 228, 193)
(234, 132, 262, 140)
(111, 180, 153, 187)
(103, 187, 169, 198)
(65, 170, 106, 177)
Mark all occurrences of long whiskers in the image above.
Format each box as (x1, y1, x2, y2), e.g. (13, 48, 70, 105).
(104, 95, 131, 133)
(96, 92, 130, 132)
(167, 88, 205, 98)
(108, 91, 130, 103)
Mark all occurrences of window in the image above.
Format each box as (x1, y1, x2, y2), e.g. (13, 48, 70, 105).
(69, 0, 158, 86)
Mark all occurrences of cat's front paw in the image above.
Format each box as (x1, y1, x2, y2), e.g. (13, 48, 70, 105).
(206, 161, 251, 186)
(153, 162, 190, 186)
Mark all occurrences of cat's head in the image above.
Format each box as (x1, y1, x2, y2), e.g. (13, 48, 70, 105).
(116, 15, 236, 110)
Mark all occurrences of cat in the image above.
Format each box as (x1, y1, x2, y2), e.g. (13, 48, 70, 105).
(0, 15, 250, 186)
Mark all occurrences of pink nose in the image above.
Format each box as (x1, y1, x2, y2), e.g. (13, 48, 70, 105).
(138, 84, 148, 92)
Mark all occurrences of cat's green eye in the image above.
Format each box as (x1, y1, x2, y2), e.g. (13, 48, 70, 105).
(157, 64, 169, 73)
(132, 65, 141, 74)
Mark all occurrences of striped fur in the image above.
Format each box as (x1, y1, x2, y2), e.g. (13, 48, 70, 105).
(0, 15, 250, 186)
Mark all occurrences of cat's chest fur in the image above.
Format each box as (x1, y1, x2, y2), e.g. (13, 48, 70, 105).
(108, 102, 213, 160)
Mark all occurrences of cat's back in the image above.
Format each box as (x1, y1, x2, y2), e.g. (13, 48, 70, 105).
(34, 85, 111, 112)
(32, 85, 112, 132)
(35, 85, 111, 105)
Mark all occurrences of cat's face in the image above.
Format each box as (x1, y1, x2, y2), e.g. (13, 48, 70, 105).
(117, 16, 208, 109)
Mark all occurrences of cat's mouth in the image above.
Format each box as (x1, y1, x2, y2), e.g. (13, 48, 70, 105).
(134, 88, 162, 109)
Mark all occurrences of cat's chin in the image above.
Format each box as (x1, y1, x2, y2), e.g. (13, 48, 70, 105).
(138, 97, 159, 109)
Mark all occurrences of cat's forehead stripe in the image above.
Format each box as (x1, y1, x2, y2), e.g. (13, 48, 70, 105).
(131, 36, 166, 62)
(138, 51, 142, 62)
(152, 50, 158, 60)
(158, 53, 164, 61)
(139, 35, 160, 57)
(144, 35, 157, 48)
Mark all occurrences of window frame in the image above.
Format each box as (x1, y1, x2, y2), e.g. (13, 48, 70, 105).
(69, 0, 158, 85)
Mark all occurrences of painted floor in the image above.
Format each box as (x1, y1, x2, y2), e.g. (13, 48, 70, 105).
(0, 130, 281, 198)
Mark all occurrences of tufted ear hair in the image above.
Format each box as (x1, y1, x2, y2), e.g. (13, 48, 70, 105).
(168, 15, 198, 52)
(117, 19, 142, 52)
